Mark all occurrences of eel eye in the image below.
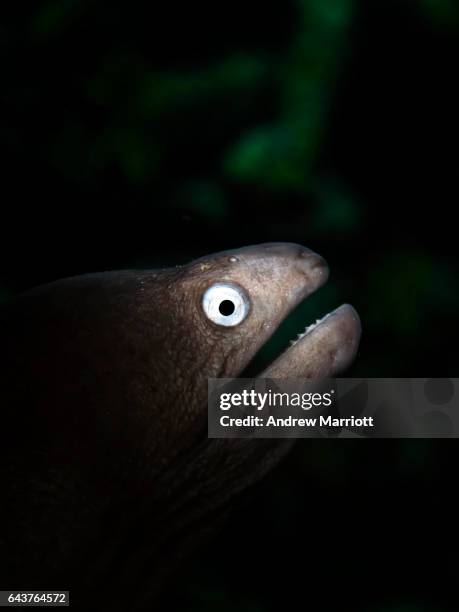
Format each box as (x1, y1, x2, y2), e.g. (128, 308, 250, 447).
(202, 283, 250, 327)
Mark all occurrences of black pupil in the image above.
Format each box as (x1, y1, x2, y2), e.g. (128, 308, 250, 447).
(219, 300, 235, 316)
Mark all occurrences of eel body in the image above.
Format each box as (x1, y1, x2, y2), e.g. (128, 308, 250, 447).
(0, 243, 360, 609)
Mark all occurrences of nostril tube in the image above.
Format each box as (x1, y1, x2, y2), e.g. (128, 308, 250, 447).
(296, 250, 329, 285)
(298, 247, 315, 258)
(309, 254, 327, 270)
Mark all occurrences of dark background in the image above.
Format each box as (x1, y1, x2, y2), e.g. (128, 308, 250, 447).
(1, 1, 458, 610)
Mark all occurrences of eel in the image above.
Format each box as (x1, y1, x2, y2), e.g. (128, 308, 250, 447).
(0, 242, 360, 610)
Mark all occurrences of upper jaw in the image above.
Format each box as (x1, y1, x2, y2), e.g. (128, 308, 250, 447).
(260, 304, 361, 379)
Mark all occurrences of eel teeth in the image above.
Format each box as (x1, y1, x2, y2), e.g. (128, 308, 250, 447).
(289, 313, 332, 347)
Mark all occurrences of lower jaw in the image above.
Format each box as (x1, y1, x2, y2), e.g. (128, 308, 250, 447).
(259, 304, 361, 379)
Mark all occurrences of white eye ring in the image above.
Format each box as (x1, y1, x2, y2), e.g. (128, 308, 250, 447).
(202, 283, 250, 327)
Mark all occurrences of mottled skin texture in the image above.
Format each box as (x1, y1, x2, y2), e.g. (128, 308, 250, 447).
(0, 243, 360, 610)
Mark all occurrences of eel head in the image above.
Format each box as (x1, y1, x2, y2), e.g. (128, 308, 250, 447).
(168, 242, 360, 380)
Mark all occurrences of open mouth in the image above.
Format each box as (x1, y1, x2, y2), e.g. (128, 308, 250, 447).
(261, 303, 361, 379)
(243, 302, 361, 380)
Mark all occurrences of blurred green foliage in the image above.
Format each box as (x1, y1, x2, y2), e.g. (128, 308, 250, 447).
(225, 0, 354, 190)
(29, 0, 355, 193)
